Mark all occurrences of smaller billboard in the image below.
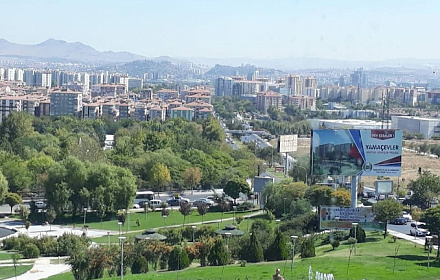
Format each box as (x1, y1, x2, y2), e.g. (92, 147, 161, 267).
(278, 135, 298, 153)
(375, 180, 393, 195)
(320, 206, 385, 231)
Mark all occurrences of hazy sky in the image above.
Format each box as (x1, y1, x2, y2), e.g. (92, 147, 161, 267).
(2, 0, 439, 60)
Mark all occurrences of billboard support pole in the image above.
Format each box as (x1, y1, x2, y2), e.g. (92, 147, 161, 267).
(351, 175, 358, 208)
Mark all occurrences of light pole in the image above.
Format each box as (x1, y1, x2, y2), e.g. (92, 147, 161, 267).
(352, 223, 358, 255)
(276, 219, 281, 231)
(56, 235, 59, 264)
(225, 232, 231, 251)
(290, 235, 298, 272)
(426, 236, 433, 269)
(83, 207, 87, 227)
(107, 231, 111, 246)
(119, 236, 126, 280)
(191, 226, 196, 243)
(245, 216, 250, 232)
(233, 206, 237, 224)
(118, 222, 122, 236)
(162, 214, 168, 226)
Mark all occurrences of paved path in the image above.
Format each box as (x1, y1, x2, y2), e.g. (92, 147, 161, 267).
(388, 229, 438, 250)
(3, 257, 70, 280)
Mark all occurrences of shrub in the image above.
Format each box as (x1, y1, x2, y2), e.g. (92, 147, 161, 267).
(58, 233, 89, 256)
(168, 246, 190, 271)
(208, 238, 229, 266)
(235, 216, 243, 224)
(35, 236, 57, 256)
(265, 230, 288, 261)
(22, 243, 40, 259)
(131, 255, 148, 274)
(240, 229, 263, 263)
(331, 240, 340, 250)
(349, 225, 366, 243)
(299, 235, 315, 258)
(236, 202, 254, 211)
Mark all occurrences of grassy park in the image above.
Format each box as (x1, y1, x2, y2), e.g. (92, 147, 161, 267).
(0, 265, 33, 280)
(44, 232, 440, 280)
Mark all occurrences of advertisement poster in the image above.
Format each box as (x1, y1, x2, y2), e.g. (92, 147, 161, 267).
(311, 129, 402, 177)
(320, 206, 385, 231)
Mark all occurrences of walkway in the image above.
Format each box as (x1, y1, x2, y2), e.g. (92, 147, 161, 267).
(3, 257, 70, 280)
(388, 229, 439, 250)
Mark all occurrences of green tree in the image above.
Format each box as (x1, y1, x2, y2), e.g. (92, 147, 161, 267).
(424, 206, 440, 258)
(1, 160, 32, 193)
(168, 246, 190, 270)
(22, 243, 40, 259)
(4, 192, 22, 214)
(241, 228, 264, 262)
(27, 155, 54, 191)
(131, 255, 148, 274)
(373, 198, 403, 235)
(46, 207, 57, 231)
(69, 250, 89, 280)
(265, 230, 289, 261)
(0, 111, 34, 145)
(349, 224, 366, 243)
(0, 171, 8, 203)
(202, 117, 225, 142)
(18, 205, 30, 223)
(408, 171, 440, 209)
(150, 163, 171, 193)
(183, 167, 202, 195)
(224, 178, 251, 204)
(299, 235, 316, 258)
(305, 185, 334, 207)
(208, 238, 229, 266)
(144, 131, 169, 151)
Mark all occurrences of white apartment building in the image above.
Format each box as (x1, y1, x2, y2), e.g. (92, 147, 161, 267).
(392, 116, 440, 139)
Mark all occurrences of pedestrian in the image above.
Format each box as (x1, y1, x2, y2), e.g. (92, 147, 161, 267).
(272, 268, 284, 280)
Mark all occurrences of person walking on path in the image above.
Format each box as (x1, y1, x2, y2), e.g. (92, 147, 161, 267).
(272, 268, 285, 280)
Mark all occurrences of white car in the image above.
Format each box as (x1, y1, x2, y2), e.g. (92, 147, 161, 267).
(35, 201, 46, 209)
(133, 204, 140, 209)
(149, 199, 163, 207)
(410, 222, 430, 237)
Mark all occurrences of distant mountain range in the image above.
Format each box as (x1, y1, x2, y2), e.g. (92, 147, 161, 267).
(1, 38, 440, 71)
(0, 38, 147, 63)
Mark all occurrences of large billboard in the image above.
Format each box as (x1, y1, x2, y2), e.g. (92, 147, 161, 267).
(278, 135, 298, 153)
(375, 180, 393, 195)
(320, 206, 385, 231)
(311, 129, 402, 177)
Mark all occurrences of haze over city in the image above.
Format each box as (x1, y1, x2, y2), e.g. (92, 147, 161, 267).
(2, 0, 440, 61)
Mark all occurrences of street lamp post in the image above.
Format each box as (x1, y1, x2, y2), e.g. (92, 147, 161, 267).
(192, 225, 196, 242)
(225, 232, 231, 251)
(118, 222, 122, 236)
(107, 231, 111, 246)
(352, 223, 358, 255)
(119, 236, 126, 280)
(55, 235, 59, 264)
(291, 235, 298, 272)
(162, 214, 168, 227)
(245, 216, 250, 232)
(83, 207, 87, 227)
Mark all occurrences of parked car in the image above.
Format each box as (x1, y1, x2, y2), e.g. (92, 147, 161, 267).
(410, 222, 430, 237)
(193, 198, 214, 207)
(138, 200, 150, 208)
(35, 201, 46, 209)
(402, 211, 412, 222)
(167, 198, 189, 206)
(149, 199, 163, 207)
(133, 204, 140, 209)
(390, 218, 407, 225)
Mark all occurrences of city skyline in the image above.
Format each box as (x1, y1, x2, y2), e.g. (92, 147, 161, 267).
(2, 0, 440, 61)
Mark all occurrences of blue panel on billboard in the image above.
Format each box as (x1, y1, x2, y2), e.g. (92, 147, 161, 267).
(311, 129, 402, 177)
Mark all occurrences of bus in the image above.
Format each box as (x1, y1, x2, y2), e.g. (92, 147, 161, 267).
(134, 191, 155, 205)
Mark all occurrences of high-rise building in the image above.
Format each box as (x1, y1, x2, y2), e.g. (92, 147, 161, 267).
(24, 69, 35, 86)
(284, 75, 302, 95)
(215, 77, 234, 96)
(50, 89, 82, 116)
(15, 69, 24, 82)
(257, 91, 282, 113)
(35, 71, 52, 88)
(350, 68, 368, 87)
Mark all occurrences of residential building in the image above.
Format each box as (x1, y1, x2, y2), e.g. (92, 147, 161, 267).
(257, 91, 282, 113)
(215, 77, 234, 96)
(285, 95, 315, 110)
(50, 89, 82, 117)
(157, 89, 179, 101)
(91, 83, 127, 97)
(148, 106, 166, 121)
(169, 106, 194, 121)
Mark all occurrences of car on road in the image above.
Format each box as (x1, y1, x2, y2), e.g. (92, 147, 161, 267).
(390, 218, 407, 225)
(410, 222, 430, 237)
(35, 201, 46, 209)
(167, 198, 190, 206)
(193, 198, 214, 207)
(402, 211, 412, 222)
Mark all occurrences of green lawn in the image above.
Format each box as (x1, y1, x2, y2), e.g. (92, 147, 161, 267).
(0, 251, 13, 261)
(0, 265, 33, 280)
(45, 232, 440, 280)
(81, 210, 252, 233)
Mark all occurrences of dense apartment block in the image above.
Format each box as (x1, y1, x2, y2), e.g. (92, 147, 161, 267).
(256, 91, 282, 113)
(50, 89, 82, 117)
(91, 83, 127, 97)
